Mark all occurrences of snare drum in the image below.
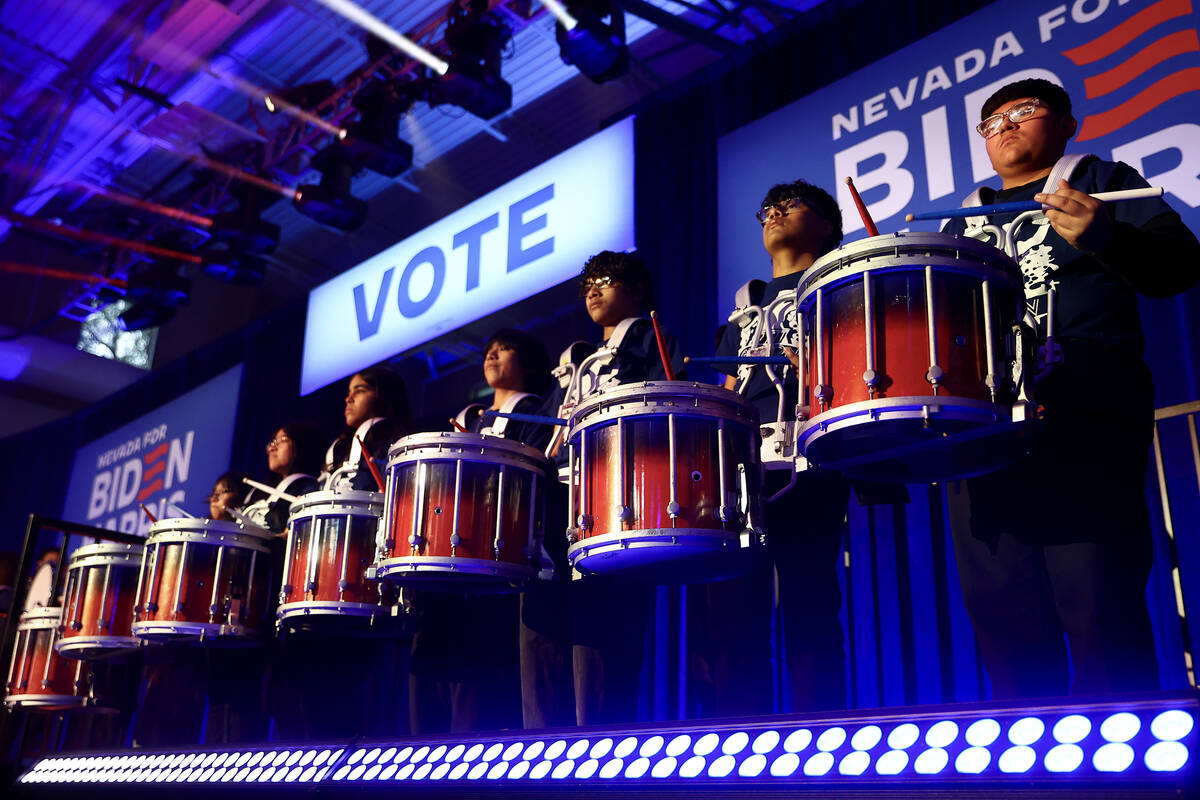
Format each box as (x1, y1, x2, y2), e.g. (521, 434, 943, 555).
(565, 382, 765, 583)
(6, 607, 88, 708)
(132, 518, 273, 643)
(278, 490, 397, 628)
(56, 542, 143, 660)
(795, 232, 1026, 482)
(376, 432, 549, 589)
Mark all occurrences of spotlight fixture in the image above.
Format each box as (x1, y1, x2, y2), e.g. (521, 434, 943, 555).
(337, 79, 418, 177)
(293, 150, 368, 232)
(120, 260, 190, 331)
(201, 184, 281, 286)
(553, 0, 628, 83)
(429, 0, 513, 119)
(263, 80, 335, 115)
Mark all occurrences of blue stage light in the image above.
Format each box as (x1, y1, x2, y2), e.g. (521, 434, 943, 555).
(1152, 710, 1195, 741)
(615, 736, 638, 757)
(490, 761, 512, 779)
(1145, 741, 1189, 772)
(1052, 715, 1091, 744)
(1008, 717, 1045, 746)
(287, 750, 304, 767)
(679, 755, 706, 777)
(1100, 712, 1141, 743)
(411, 745, 430, 762)
(545, 740, 567, 759)
(888, 723, 920, 750)
(373, 764, 393, 781)
(412, 762, 433, 779)
(300, 765, 318, 782)
(770, 752, 801, 776)
(965, 718, 1001, 746)
(599, 758, 623, 778)
(450, 762, 472, 779)
(591, 738, 614, 758)
(624, 758, 652, 777)
(875, 750, 908, 775)
(503, 742, 524, 760)
(739, 753, 768, 777)
(784, 729, 812, 753)
(507, 761, 530, 779)
(528, 760, 551, 779)
(838, 750, 870, 775)
(576, 758, 600, 778)
(521, 741, 544, 760)
(1044, 743, 1084, 773)
(363, 764, 382, 780)
(926, 720, 959, 748)
(1093, 742, 1135, 772)
(695, 733, 720, 755)
(551, 761, 574, 779)
(804, 752, 835, 776)
(667, 734, 691, 756)
(260, 766, 278, 781)
(753, 730, 781, 753)
(851, 725, 882, 750)
(430, 744, 449, 762)
(818, 727, 847, 751)
(445, 744, 466, 762)
(914, 748, 949, 774)
(723, 732, 749, 754)
(708, 754, 736, 777)
(998, 745, 1036, 773)
(395, 763, 415, 780)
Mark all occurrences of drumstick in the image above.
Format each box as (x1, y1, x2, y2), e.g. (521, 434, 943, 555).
(166, 503, 196, 519)
(685, 355, 792, 366)
(355, 435, 386, 492)
(649, 311, 676, 381)
(226, 506, 258, 527)
(845, 177, 879, 237)
(904, 186, 1164, 222)
(139, 504, 157, 523)
(241, 476, 298, 504)
(483, 409, 569, 427)
(449, 417, 469, 433)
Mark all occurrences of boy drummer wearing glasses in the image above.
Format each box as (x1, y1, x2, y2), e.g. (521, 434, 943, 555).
(705, 179, 853, 714)
(943, 78, 1200, 698)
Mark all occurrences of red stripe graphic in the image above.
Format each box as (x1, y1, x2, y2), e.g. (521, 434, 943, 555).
(144, 442, 168, 464)
(1062, 0, 1192, 66)
(1084, 29, 1200, 98)
(137, 479, 163, 502)
(1077, 66, 1200, 140)
(143, 460, 165, 482)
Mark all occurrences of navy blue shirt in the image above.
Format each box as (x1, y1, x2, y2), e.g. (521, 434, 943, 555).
(715, 272, 803, 424)
(464, 394, 552, 453)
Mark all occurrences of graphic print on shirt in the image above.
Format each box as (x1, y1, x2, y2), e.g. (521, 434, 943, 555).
(966, 214, 1056, 333)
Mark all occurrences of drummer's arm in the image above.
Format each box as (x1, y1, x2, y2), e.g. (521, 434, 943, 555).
(722, 374, 737, 391)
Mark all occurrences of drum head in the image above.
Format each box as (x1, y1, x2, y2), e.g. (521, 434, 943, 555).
(23, 564, 55, 612)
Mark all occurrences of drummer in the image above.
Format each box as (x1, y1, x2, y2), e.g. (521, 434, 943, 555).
(207, 471, 251, 522)
(544, 250, 685, 726)
(410, 328, 553, 734)
(943, 78, 1200, 697)
(706, 179, 851, 714)
(324, 366, 410, 488)
(244, 421, 324, 533)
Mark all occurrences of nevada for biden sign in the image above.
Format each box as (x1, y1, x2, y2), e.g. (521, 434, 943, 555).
(300, 117, 636, 395)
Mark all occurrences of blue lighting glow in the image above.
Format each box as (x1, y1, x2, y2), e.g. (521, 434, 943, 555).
(1151, 710, 1195, 742)
(545, 740, 568, 760)
(875, 750, 909, 775)
(753, 731, 780, 753)
(615, 737, 639, 758)
(914, 748, 949, 775)
(722, 732, 750, 754)
(1052, 715, 1091, 744)
(784, 729, 813, 753)
(770, 753, 801, 777)
(332, 765, 351, 781)
(965, 718, 1001, 746)
(1008, 717, 1045, 746)
(378, 764, 397, 780)
(413, 763, 434, 780)
(851, 725, 882, 751)
(575, 759, 599, 779)
(1100, 712, 1141, 743)
(998, 745, 1036, 773)
(483, 743, 504, 761)
(641, 736, 665, 757)
(955, 747, 990, 774)
(1044, 743, 1084, 773)
(680, 756, 707, 777)
(803, 752, 834, 776)
(599, 758, 623, 778)
(431, 763, 451, 779)
(429, 745, 448, 762)
(1093, 742, 1135, 772)
(411, 745, 430, 763)
(449, 763, 471, 780)
(521, 742, 543, 761)
(490, 761, 512, 779)
(396, 763, 415, 780)
(299, 765, 317, 782)
(446, 744, 466, 762)
(926, 720, 959, 748)
(591, 738, 614, 759)
(647, 757, 672, 778)
(1145, 741, 1189, 772)
(817, 727, 847, 751)
(502, 742, 523, 761)
(694, 733, 721, 756)
(465, 743, 486, 761)
(888, 724, 920, 750)
(567, 740, 590, 759)
(708, 755, 737, 777)
(739, 754, 768, 777)
(528, 761, 552, 780)
(667, 735, 692, 756)
(838, 751, 870, 775)
(507, 761, 530, 780)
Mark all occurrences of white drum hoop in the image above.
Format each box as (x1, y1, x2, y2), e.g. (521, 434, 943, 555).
(277, 600, 385, 622)
(67, 541, 145, 566)
(146, 517, 272, 543)
(568, 381, 759, 433)
(130, 620, 258, 641)
(372, 555, 535, 583)
(387, 431, 548, 472)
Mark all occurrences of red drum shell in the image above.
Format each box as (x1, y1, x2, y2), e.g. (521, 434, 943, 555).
(565, 382, 764, 583)
(57, 542, 143, 660)
(279, 490, 397, 627)
(132, 519, 273, 643)
(378, 432, 549, 589)
(796, 233, 1026, 482)
(6, 608, 86, 709)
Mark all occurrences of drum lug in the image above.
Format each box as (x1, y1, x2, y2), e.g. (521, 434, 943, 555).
(450, 534, 462, 547)
(666, 501, 681, 517)
(364, 567, 378, 580)
(718, 505, 737, 523)
(305, 581, 318, 592)
(576, 514, 593, 531)
(815, 385, 832, 407)
(616, 505, 632, 522)
(566, 528, 579, 544)
(146, 602, 158, 613)
(338, 579, 350, 590)
(385, 538, 395, 550)
(926, 365, 944, 385)
(282, 583, 293, 594)
(70, 621, 82, 631)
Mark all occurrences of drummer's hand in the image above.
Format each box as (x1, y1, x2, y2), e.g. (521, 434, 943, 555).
(783, 347, 800, 370)
(1035, 179, 1113, 253)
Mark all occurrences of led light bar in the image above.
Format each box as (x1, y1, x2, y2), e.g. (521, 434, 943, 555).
(16, 695, 1198, 793)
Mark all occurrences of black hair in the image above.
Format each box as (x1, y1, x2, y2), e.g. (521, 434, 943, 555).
(580, 250, 654, 309)
(352, 366, 412, 428)
(212, 471, 251, 510)
(760, 180, 843, 255)
(981, 78, 1072, 119)
(484, 328, 552, 396)
(274, 420, 326, 477)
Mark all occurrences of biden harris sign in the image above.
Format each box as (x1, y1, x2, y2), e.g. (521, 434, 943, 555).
(61, 366, 243, 535)
(300, 117, 636, 395)
(718, 0, 1200, 305)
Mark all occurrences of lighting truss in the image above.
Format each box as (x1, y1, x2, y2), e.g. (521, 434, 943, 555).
(15, 693, 1198, 795)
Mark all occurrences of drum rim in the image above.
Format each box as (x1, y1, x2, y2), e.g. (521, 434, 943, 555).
(70, 541, 146, 561)
(387, 430, 548, 464)
(570, 381, 758, 425)
(4, 693, 85, 707)
(147, 516, 272, 541)
(143, 529, 274, 552)
(130, 620, 262, 638)
(288, 489, 382, 514)
(374, 555, 536, 580)
(276, 600, 388, 618)
(55, 634, 141, 652)
(17, 607, 64, 626)
(66, 551, 144, 571)
(797, 395, 1006, 446)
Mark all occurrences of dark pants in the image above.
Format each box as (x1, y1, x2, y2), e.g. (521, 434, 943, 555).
(705, 470, 849, 715)
(570, 577, 652, 725)
(518, 583, 575, 728)
(948, 345, 1160, 698)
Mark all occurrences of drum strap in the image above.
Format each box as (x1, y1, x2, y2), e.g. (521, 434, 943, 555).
(734, 279, 766, 310)
(323, 417, 385, 476)
(453, 404, 485, 431)
(961, 153, 1093, 231)
(591, 317, 645, 392)
(479, 392, 538, 437)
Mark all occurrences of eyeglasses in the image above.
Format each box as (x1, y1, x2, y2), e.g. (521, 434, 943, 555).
(755, 197, 808, 226)
(265, 435, 291, 450)
(976, 98, 1044, 139)
(579, 275, 616, 297)
(206, 488, 235, 502)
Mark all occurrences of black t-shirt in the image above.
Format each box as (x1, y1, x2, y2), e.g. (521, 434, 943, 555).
(942, 157, 1200, 355)
(714, 272, 803, 424)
